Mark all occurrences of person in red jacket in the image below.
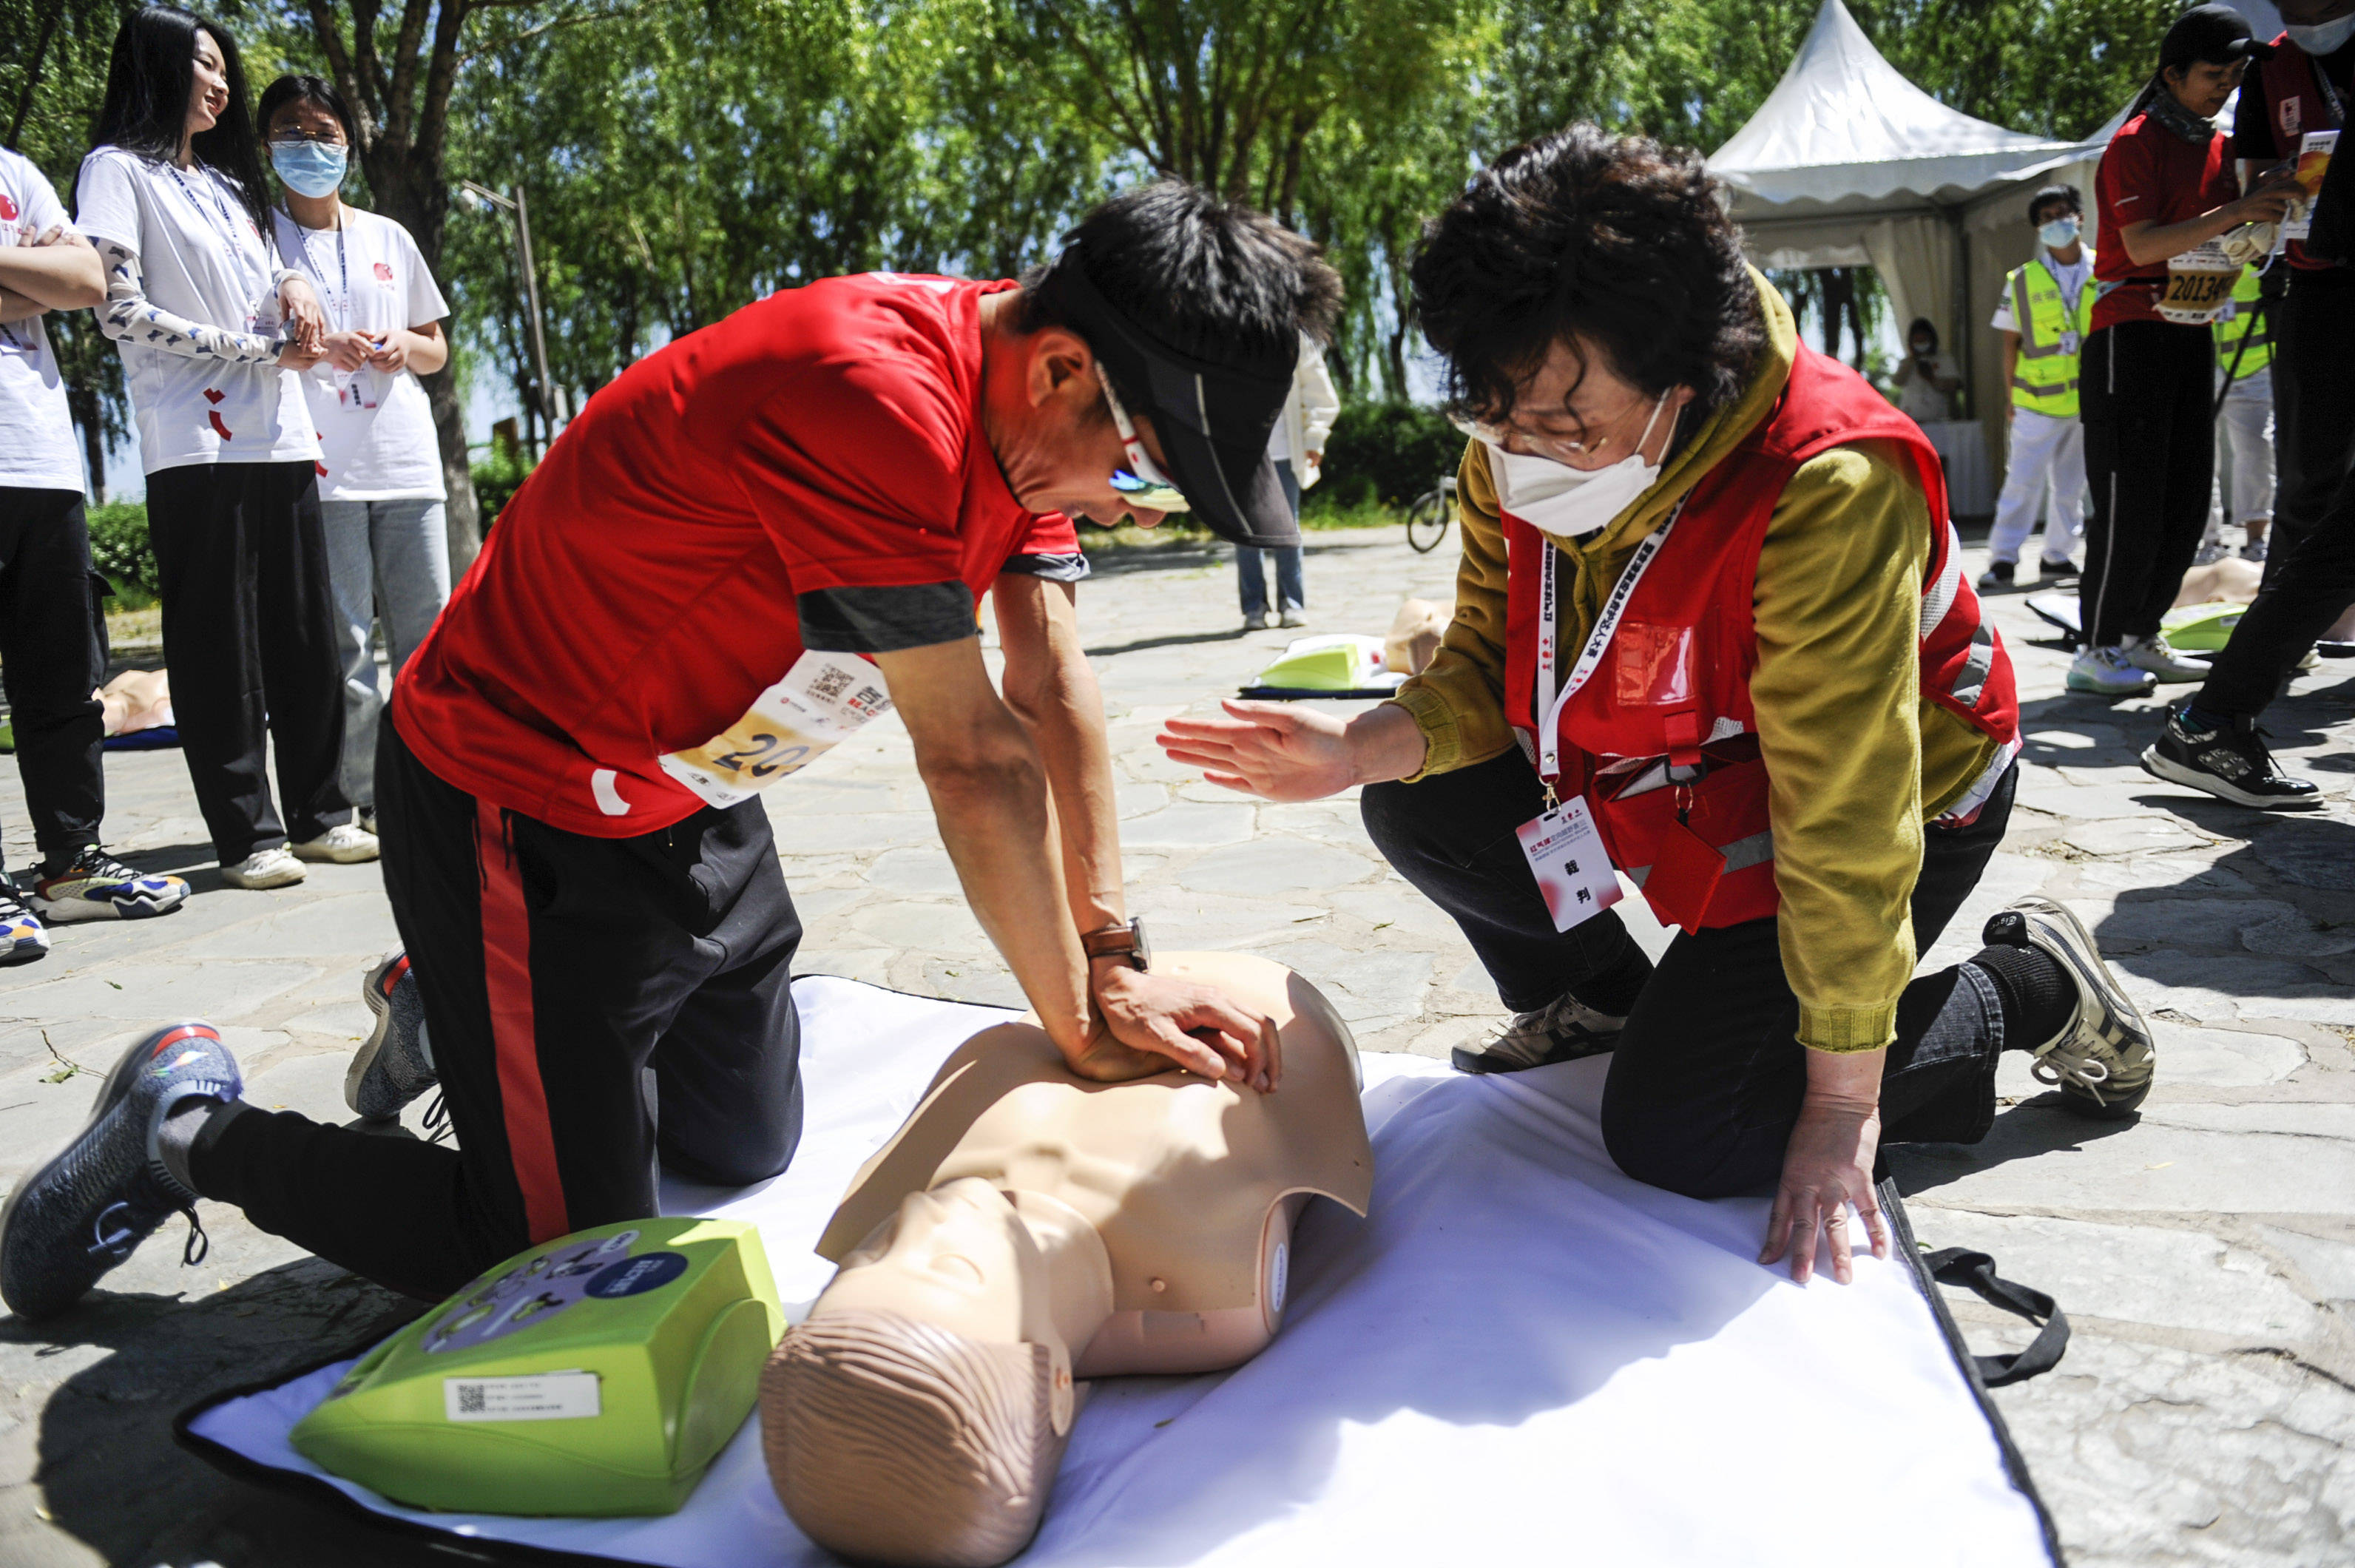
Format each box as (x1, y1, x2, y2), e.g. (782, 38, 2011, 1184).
(1, 183, 1342, 1320)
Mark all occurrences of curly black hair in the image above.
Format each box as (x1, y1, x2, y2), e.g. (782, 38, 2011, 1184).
(1410, 125, 1765, 435)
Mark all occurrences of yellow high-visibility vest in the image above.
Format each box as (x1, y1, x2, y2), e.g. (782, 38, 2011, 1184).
(2007, 253, 2098, 419)
(2213, 269, 2273, 382)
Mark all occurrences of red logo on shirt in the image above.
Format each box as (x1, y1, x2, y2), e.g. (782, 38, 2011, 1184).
(374, 262, 394, 283)
(203, 386, 232, 440)
(2282, 98, 2300, 138)
(0, 194, 16, 223)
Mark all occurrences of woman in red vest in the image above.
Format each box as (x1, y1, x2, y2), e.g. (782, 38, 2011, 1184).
(1162, 128, 2158, 1285)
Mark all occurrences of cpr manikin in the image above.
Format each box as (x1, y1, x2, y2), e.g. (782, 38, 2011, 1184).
(761, 953, 1374, 1567)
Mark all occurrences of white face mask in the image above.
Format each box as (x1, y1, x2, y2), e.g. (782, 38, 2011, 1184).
(2038, 216, 2081, 250)
(2286, 13, 2355, 55)
(1484, 393, 1671, 539)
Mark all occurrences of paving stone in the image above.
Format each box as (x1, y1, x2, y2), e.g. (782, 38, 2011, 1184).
(2142, 1023, 2307, 1087)
(2063, 817, 2220, 858)
(1, 962, 316, 1024)
(2112, 950, 2343, 1023)
(2251, 820, 2355, 891)
(1896, 1104, 2355, 1214)
(1247, 939, 1433, 1034)
(2239, 912, 2355, 959)
(1908, 1209, 2328, 1342)
(2252, 1224, 2355, 1302)
(1116, 801, 1257, 847)
(1174, 836, 1379, 895)
(182, 891, 401, 960)
(2092, 897, 2300, 950)
(2070, 854, 2256, 895)
(859, 845, 964, 898)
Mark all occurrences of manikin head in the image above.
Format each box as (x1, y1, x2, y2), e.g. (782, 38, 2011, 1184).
(762, 1179, 1111, 1568)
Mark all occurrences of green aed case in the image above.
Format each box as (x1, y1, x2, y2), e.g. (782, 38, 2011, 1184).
(291, 1217, 783, 1517)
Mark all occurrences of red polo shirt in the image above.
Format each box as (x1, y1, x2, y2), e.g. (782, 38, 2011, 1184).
(2094, 112, 2243, 331)
(392, 273, 1082, 837)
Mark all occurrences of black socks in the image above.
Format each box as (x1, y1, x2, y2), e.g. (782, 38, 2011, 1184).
(1969, 944, 2077, 1051)
(156, 1095, 248, 1196)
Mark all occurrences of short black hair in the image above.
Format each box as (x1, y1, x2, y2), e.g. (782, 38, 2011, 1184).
(1018, 181, 1342, 412)
(94, 7, 271, 241)
(258, 73, 358, 149)
(2027, 184, 2082, 225)
(1908, 317, 1940, 352)
(1410, 124, 1765, 431)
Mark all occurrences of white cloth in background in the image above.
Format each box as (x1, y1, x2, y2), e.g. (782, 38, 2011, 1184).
(1989, 408, 2087, 564)
(73, 146, 316, 474)
(0, 151, 86, 493)
(2209, 365, 2274, 533)
(270, 207, 449, 501)
(186, 976, 2055, 1568)
(1917, 417, 1996, 516)
(1271, 331, 1339, 487)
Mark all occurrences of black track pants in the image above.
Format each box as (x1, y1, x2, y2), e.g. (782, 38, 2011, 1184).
(2080, 321, 2216, 649)
(1361, 749, 2021, 1195)
(192, 722, 805, 1298)
(2266, 269, 2355, 579)
(0, 487, 104, 872)
(143, 460, 350, 862)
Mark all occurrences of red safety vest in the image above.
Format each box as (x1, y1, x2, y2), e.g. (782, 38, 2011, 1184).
(1501, 345, 2021, 933)
(2256, 38, 2348, 271)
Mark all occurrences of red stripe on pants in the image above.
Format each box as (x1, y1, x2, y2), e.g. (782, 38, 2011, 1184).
(476, 799, 568, 1243)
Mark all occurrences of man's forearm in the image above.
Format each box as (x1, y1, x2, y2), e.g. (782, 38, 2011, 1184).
(0, 285, 42, 324)
(996, 577, 1125, 935)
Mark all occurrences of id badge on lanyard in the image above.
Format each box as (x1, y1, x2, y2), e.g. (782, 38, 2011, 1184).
(1519, 504, 1685, 932)
(659, 649, 893, 808)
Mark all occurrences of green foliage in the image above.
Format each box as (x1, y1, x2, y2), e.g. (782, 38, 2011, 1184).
(86, 501, 156, 598)
(1318, 402, 1462, 509)
(470, 446, 537, 527)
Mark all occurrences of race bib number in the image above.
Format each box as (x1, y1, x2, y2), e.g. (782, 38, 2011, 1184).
(1516, 794, 1623, 933)
(2157, 240, 2240, 325)
(659, 649, 892, 809)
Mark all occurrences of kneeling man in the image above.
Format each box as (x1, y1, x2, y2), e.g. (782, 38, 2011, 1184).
(1, 183, 1339, 1317)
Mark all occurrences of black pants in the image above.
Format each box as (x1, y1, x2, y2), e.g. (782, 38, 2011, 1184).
(2081, 321, 2216, 648)
(0, 487, 105, 874)
(191, 723, 805, 1298)
(2266, 268, 2355, 580)
(144, 461, 349, 862)
(2194, 440, 2355, 719)
(1361, 750, 2019, 1197)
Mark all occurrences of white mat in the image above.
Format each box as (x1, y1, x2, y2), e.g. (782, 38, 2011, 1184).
(183, 977, 2056, 1567)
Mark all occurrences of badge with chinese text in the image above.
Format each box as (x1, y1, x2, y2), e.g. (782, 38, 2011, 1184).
(659, 649, 892, 808)
(1516, 795, 1623, 933)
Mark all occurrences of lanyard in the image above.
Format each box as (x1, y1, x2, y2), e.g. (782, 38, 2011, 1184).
(287, 213, 349, 330)
(1533, 495, 1688, 791)
(163, 160, 269, 306)
(2311, 55, 2346, 127)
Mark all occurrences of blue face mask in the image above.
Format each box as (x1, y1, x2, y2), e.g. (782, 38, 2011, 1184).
(2038, 216, 2080, 250)
(271, 141, 347, 199)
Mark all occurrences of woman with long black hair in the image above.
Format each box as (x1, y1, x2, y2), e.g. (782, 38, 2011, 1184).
(74, 4, 377, 888)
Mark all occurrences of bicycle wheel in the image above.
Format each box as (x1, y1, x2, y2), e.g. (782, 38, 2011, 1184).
(1405, 489, 1450, 553)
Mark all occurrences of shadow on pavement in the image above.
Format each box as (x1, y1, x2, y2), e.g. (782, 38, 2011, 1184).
(1887, 1099, 2144, 1200)
(18, 1257, 422, 1567)
(116, 841, 229, 891)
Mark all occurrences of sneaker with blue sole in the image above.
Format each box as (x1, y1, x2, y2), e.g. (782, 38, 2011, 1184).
(0, 882, 50, 967)
(31, 845, 189, 924)
(348, 951, 436, 1121)
(0, 1021, 240, 1321)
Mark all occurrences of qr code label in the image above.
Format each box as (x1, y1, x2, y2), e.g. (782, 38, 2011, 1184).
(807, 663, 854, 703)
(443, 1371, 601, 1422)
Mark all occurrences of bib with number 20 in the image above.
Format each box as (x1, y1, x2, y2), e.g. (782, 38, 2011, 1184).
(659, 649, 892, 809)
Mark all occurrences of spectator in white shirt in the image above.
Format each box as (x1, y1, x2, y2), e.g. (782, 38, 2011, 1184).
(0, 147, 193, 964)
(1891, 318, 1962, 424)
(1240, 331, 1339, 629)
(76, 4, 377, 890)
(261, 73, 454, 834)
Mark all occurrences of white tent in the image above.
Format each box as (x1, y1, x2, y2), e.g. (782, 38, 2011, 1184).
(1708, 0, 2105, 499)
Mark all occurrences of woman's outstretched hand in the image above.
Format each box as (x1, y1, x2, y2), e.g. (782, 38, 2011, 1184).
(1158, 698, 1426, 802)
(1761, 1072, 1891, 1285)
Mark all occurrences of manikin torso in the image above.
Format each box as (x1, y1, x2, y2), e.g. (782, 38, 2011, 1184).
(764, 953, 1375, 1568)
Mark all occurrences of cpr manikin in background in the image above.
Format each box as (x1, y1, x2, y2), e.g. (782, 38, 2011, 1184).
(762, 953, 1373, 1568)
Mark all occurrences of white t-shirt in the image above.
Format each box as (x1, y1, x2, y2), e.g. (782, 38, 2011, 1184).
(1987, 249, 2093, 334)
(74, 146, 318, 473)
(1893, 351, 1958, 422)
(0, 151, 86, 493)
(271, 207, 450, 501)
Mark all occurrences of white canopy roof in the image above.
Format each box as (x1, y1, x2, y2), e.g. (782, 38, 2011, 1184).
(1709, 0, 2095, 215)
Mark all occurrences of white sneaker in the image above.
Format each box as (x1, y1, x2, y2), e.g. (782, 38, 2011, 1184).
(222, 845, 307, 889)
(2118, 632, 2211, 683)
(2067, 645, 2158, 695)
(2240, 538, 2268, 563)
(1277, 607, 1306, 628)
(1242, 610, 1268, 631)
(2191, 541, 2229, 567)
(291, 822, 382, 864)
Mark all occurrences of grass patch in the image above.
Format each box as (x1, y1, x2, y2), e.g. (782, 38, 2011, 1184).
(1079, 496, 1404, 555)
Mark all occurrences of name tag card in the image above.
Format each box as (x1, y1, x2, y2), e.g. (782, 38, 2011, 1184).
(660, 649, 893, 809)
(1516, 794, 1624, 933)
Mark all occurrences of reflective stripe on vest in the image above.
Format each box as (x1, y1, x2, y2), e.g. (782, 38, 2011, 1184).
(2009, 258, 2095, 417)
(2213, 269, 2273, 379)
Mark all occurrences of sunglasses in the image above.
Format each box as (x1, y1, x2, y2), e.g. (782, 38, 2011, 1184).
(1101, 378, 1191, 513)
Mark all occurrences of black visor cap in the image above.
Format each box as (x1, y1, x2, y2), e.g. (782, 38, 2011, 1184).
(1055, 257, 1304, 549)
(2160, 4, 2274, 67)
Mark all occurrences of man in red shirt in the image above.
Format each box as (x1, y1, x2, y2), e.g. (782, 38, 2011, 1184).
(2072, 5, 2300, 698)
(0, 183, 1343, 1317)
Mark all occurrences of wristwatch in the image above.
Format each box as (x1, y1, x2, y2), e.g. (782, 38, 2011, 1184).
(1081, 917, 1151, 973)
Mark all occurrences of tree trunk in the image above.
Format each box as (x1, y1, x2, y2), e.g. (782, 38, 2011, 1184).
(422, 367, 480, 573)
(75, 405, 107, 507)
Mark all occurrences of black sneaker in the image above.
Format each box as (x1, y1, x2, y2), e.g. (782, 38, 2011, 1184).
(347, 951, 436, 1121)
(1975, 559, 2016, 592)
(2140, 708, 2322, 811)
(2037, 556, 2077, 581)
(0, 1022, 240, 1320)
(1453, 993, 1626, 1075)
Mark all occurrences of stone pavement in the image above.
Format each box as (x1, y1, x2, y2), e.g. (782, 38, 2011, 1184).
(1, 527, 2351, 1567)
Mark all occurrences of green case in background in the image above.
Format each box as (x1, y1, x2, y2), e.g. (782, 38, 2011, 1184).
(291, 1217, 783, 1516)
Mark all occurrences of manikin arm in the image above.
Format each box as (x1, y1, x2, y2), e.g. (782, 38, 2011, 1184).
(94, 237, 298, 365)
